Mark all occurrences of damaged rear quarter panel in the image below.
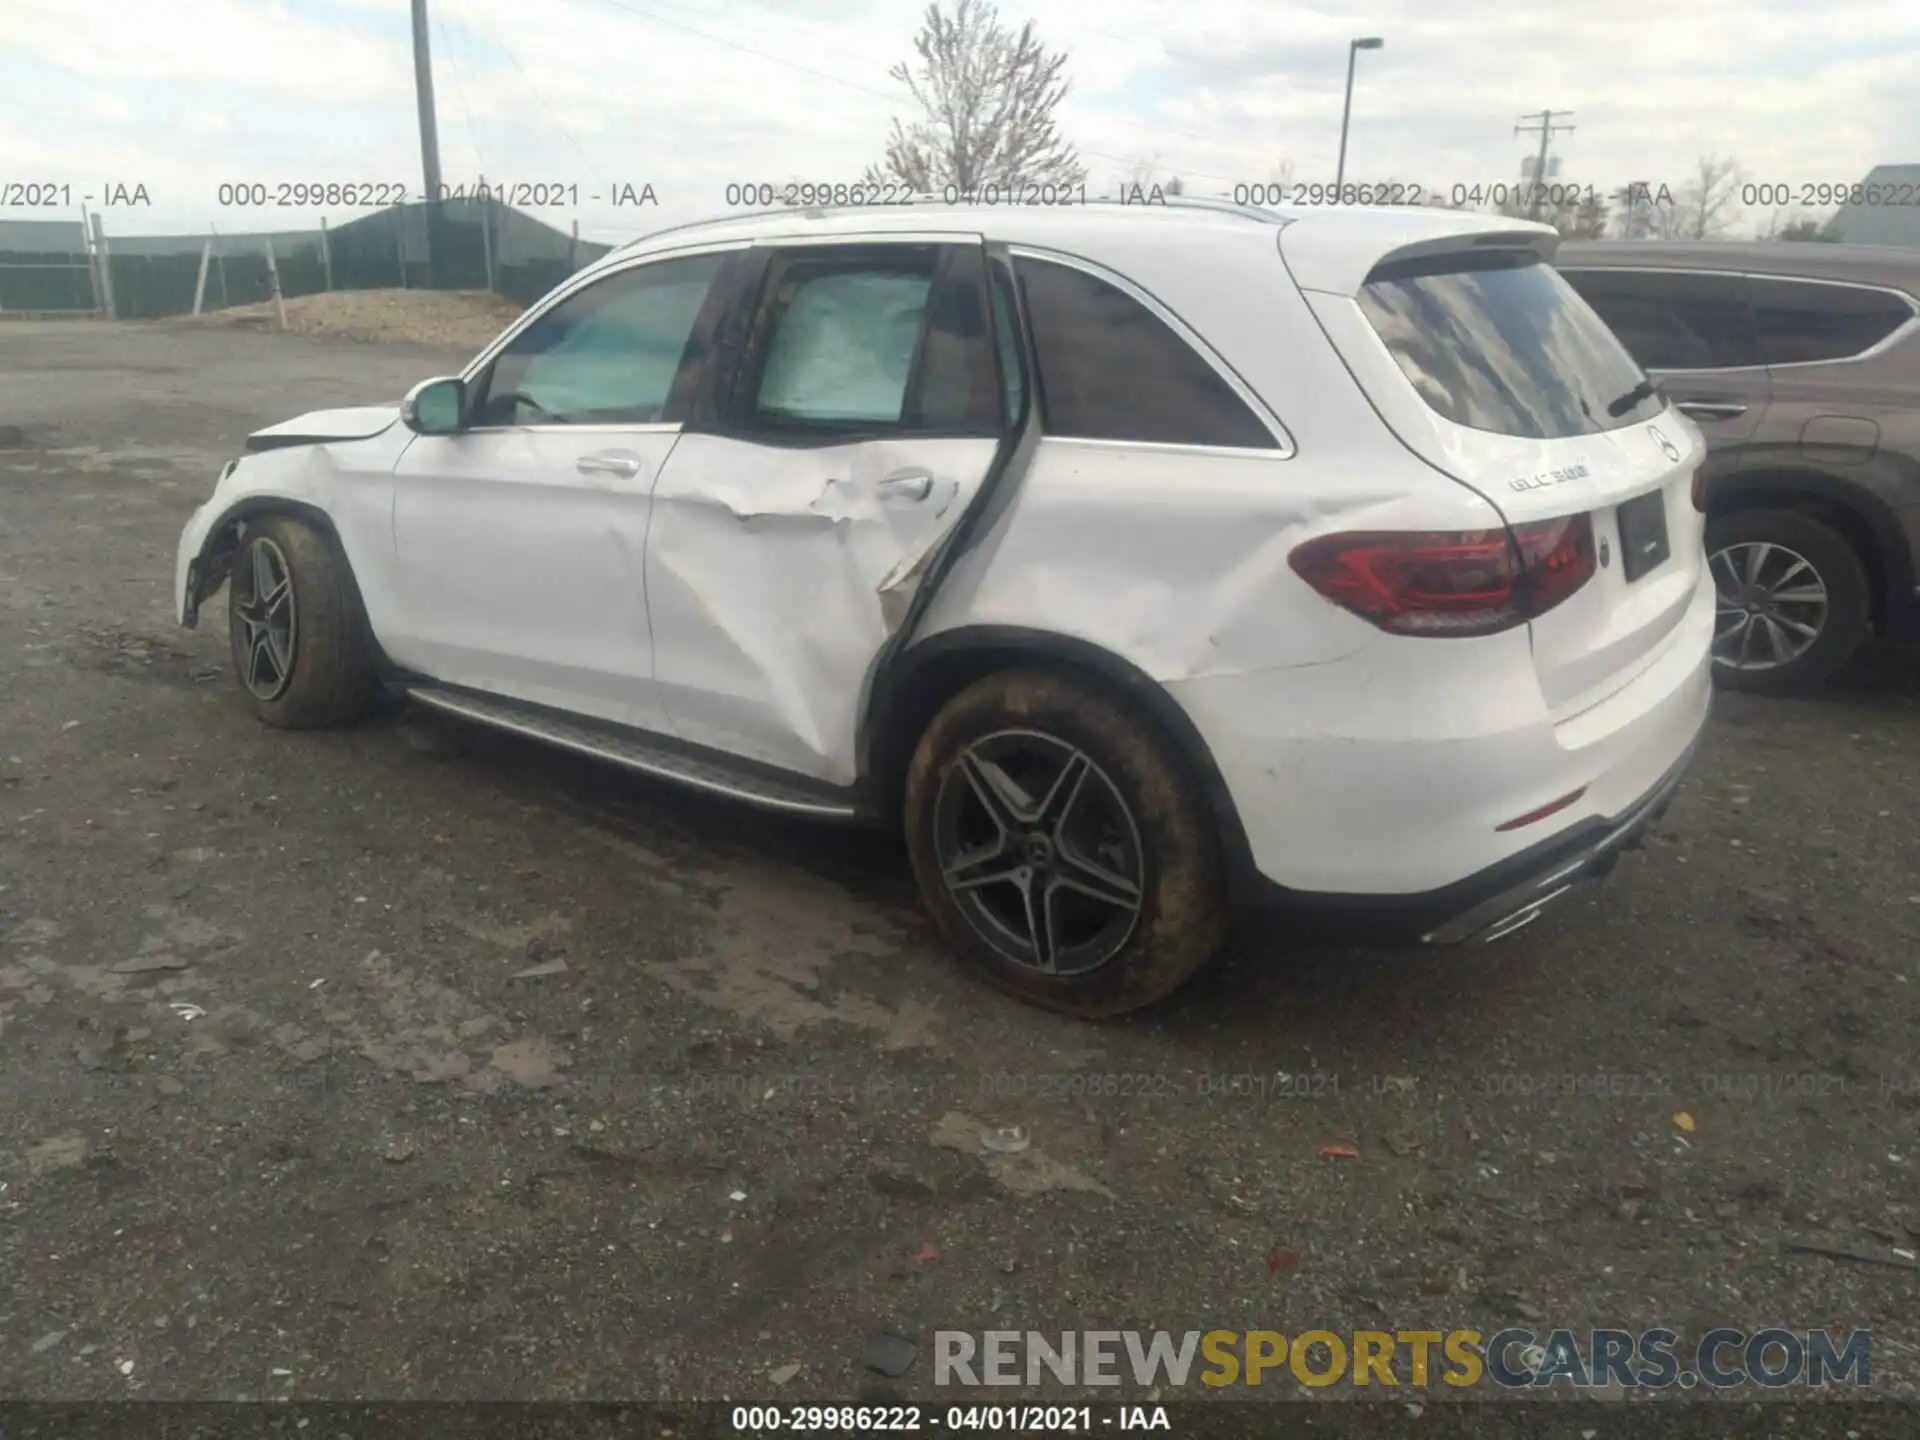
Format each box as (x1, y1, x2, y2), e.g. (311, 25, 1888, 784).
(915, 438, 1498, 682)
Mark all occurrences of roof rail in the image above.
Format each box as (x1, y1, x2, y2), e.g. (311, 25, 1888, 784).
(606, 208, 800, 256)
(605, 192, 1287, 256)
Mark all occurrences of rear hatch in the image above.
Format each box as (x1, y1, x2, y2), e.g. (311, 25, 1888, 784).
(1295, 237, 1708, 721)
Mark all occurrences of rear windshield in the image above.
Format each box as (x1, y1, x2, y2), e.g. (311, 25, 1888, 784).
(1357, 251, 1666, 438)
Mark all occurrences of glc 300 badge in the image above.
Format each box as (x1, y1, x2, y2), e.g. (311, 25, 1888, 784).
(1509, 463, 1590, 493)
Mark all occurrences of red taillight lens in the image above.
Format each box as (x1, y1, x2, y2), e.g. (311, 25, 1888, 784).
(1289, 516, 1595, 637)
(1512, 514, 1596, 616)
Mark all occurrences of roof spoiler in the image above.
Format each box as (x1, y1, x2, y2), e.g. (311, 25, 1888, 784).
(1367, 228, 1560, 277)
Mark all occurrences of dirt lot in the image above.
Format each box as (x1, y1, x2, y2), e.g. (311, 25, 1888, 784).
(2, 318, 1920, 1418)
(166, 288, 526, 350)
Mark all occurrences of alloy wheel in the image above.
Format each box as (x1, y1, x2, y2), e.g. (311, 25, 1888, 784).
(931, 729, 1145, 976)
(1709, 541, 1828, 672)
(234, 536, 298, 700)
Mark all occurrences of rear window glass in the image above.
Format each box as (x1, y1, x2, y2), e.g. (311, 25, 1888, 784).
(1358, 252, 1665, 438)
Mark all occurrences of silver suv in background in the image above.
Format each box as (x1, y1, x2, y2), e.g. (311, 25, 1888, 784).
(1557, 241, 1920, 694)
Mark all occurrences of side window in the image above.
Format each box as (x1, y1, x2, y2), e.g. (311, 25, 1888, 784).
(474, 251, 725, 427)
(742, 244, 998, 436)
(1559, 269, 1759, 371)
(1016, 256, 1278, 449)
(1749, 278, 1913, 365)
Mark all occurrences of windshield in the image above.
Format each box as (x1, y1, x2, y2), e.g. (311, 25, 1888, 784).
(1358, 251, 1665, 438)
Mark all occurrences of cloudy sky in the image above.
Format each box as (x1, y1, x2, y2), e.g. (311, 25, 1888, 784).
(3, 0, 1917, 244)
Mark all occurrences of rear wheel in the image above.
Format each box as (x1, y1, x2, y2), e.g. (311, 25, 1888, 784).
(1706, 508, 1870, 696)
(226, 515, 378, 728)
(903, 670, 1228, 1017)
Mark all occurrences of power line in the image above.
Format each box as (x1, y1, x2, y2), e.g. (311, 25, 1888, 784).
(581, 0, 908, 106)
(572, 0, 1253, 188)
(436, 1, 487, 180)
(459, 0, 597, 171)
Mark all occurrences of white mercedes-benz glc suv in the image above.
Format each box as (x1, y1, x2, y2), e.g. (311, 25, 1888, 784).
(175, 198, 1714, 1015)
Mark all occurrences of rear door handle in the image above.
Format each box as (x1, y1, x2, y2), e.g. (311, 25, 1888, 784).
(1675, 401, 1747, 421)
(876, 468, 935, 503)
(576, 451, 644, 479)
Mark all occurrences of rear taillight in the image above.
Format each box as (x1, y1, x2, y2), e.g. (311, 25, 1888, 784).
(1288, 516, 1595, 637)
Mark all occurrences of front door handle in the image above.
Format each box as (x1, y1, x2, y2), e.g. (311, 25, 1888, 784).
(876, 468, 935, 503)
(1676, 400, 1748, 421)
(577, 451, 644, 479)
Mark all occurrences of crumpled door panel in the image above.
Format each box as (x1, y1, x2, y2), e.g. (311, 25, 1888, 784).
(645, 432, 997, 781)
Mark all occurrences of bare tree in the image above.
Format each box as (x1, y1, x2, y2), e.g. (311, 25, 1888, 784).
(864, 0, 1085, 194)
(1487, 187, 1608, 238)
(1113, 152, 1184, 201)
(1609, 181, 1670, 239)
(1658, 154, 1744, 240)
(1562, 190, 1610, 239)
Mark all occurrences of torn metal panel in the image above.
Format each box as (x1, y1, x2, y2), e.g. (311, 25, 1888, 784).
(174, 407, 415, 635)
(242, 405, 400, 452)
(644, 433, 998, 783)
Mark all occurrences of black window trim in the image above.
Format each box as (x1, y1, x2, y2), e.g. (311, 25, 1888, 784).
(1006, 243, 1296, 458)
(714, 235, 1005, 449)
(1559, 264, 1920, 375)
(454, 239, 751, 435)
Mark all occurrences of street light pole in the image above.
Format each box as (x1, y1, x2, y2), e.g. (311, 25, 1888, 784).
(1334, 36, 1384, 198)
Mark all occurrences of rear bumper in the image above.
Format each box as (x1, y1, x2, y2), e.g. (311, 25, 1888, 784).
(1253, 732, 1702, 944)
(1417, 735, 1698, 943)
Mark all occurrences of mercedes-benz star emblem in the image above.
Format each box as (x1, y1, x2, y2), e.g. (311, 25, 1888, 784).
(1649, 425, 1682, 463)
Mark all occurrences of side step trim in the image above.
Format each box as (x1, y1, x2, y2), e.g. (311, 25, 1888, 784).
(404, 686, 860, 821)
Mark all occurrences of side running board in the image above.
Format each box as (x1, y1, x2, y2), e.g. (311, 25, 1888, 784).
(404, 685, 860, 820)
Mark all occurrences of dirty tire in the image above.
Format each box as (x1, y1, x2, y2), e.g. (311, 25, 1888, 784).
(226, 515, 378, 729)
(904, 669, 1228, 1018)
(1706, 508, 1870, 697)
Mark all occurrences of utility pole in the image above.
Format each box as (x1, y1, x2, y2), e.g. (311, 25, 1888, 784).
(410, 0, 444, 283)
(1515, 109, 1575, 221)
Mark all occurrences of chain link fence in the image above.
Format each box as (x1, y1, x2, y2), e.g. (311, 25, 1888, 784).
(0, 199, 617, 320)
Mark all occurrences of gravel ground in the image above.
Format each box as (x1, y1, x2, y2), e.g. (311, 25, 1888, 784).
(2, 320, 1919, 1419)
(165, 289, 527, 350)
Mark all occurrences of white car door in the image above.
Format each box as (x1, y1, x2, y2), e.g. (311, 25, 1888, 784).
(386, 247, 737, 729)
(644, 238, 1009, 783)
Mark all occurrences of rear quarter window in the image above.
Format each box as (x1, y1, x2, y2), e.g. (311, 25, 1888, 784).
(1017, 256, 1279, 449)
(1358, 252, 1664, 438)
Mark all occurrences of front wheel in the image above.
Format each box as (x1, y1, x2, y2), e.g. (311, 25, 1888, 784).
(903, 670, 1228, 1017)
(226, 515, 378, 728)
(1706, 509, 1870, 696)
